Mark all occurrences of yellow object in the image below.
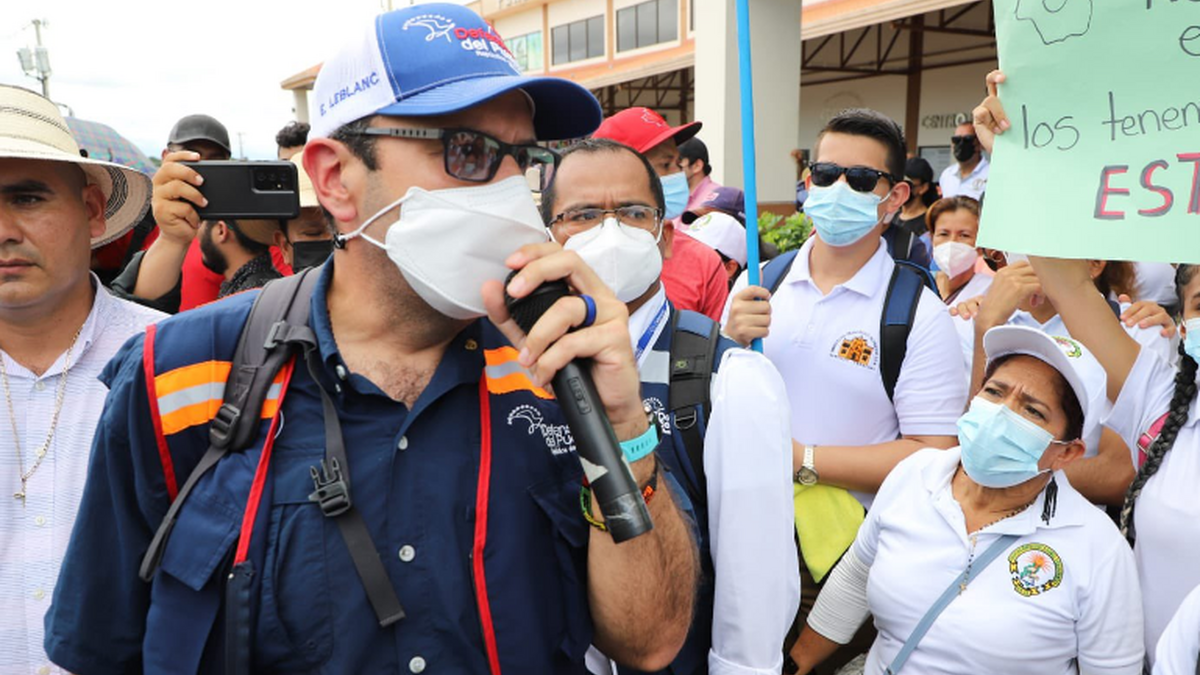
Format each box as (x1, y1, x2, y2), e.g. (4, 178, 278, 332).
(793, 483, 865, 583)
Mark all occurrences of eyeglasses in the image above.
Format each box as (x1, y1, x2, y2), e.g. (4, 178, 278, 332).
(549, 206, 664, 240)
(951, 134, 977, 145)
(347, 126, 561, 191)
(810, 162, 898, 193)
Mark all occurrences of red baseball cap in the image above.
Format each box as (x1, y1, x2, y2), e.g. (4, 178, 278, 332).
(592, 107, 702, 154)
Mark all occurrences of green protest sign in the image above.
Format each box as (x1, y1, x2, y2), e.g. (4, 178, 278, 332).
(979, 0, 1200, 264)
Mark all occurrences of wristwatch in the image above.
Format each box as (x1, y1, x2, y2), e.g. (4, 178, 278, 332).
(794, 444, 819, 486)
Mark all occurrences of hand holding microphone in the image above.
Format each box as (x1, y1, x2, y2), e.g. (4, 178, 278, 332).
(483, 243, 655, 542)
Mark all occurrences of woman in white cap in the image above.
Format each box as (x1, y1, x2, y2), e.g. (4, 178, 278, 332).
(787, 325, 1143, 674)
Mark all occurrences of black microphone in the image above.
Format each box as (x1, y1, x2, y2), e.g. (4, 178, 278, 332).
(504, 273, 654, 543)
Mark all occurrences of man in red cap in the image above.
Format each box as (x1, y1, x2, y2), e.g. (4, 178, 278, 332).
(593, 108, 729, 322)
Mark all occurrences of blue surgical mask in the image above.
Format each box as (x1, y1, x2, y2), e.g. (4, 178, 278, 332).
(803, 181, 885, 247)
(661, 171, 690, 220)
(1184, 318, 1200, 362)
(958, 397, 1058, 488)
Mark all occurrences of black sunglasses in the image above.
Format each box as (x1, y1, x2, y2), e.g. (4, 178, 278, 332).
(347, 126, 561, 191)
(810, 162, 898, 193)
(951, 134, 977, 145)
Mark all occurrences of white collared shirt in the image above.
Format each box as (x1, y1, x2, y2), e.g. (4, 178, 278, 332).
(0, 281, 164, 674)
(724, 237, 968, 509)
(589, 289, 800, 675)
(1153, 583, 1200, 674)
(938, 156, 990, 200)
(856, 447, 1143, 674)
(1106, 345, 1200, 668)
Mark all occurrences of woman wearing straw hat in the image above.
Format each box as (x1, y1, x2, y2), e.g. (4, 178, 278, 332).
(787, 325, 1143, 675)
(0, 83, 160, 671)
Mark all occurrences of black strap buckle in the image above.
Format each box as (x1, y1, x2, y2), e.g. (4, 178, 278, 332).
(675, 407, 698, 430)
(209, 403, 241, 448)
(308, 459, 352, 517)
(263, 321, 289, 350)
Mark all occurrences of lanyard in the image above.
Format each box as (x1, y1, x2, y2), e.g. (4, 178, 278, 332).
(635, 300, 669, 363)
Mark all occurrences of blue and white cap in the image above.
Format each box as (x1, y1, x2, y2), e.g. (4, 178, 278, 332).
(310, 4, 602, 141)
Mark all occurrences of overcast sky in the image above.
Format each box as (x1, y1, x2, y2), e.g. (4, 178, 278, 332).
(0, 0, 464, 161)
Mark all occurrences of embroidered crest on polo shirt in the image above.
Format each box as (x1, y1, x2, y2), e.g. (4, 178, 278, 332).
(507, 404, 576, 456)
(1052, 336, 1083, 358)
(402, 14, 456, 42)
(830, 332, 879, 369)
(1008, 543, 1064, 597)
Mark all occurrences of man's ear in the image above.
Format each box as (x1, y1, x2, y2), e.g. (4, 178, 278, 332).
(883, 180, 910, 215)
(304, 138, 360, 230)
(211, 220, 231, 243)
(660, 220, 675, 261)
(82, 184, 108, 240)
(724, 259, 740, 280)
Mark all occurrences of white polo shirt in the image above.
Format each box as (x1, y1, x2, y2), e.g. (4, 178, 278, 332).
(938, 156, 990, 200)
(724, 237, 968, 509)
(945, 272, 993, 380)
(1106, 345, 1200, 668)
(1153, 584, 1200, 674)
(855, 448, 1143, 675)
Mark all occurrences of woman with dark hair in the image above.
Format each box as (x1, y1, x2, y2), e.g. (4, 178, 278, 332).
(929, 196, 989, 305)
(788, 326, 1143, 674)
(1031, 258, 1200, 671)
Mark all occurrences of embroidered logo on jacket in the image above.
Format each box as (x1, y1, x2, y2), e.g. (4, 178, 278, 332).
(507, 404, 576, 456)
(1008, 543, 1064, 596)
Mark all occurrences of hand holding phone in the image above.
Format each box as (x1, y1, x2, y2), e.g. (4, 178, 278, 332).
(180, 160, 300, 221)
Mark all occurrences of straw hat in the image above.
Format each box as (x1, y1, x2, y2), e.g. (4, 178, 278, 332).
(0, 84, 151, 248)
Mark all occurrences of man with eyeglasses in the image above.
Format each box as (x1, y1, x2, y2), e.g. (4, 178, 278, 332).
(45, 5, 698, 675)
(593, 107, 730, 324)
(723, 108, 966, 674)
(540, 137, 799, 675)
(938, 121, 989, 200)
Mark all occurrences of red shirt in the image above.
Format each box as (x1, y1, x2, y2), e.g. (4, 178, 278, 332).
(179, 238, 292, 311)
(662, 228, 729, 322)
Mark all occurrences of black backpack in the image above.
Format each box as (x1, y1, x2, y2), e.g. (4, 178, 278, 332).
(760, 248, 930, 401)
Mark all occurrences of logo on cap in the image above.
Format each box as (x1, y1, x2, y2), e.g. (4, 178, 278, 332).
(403, 14, 456, 42)
(1052, 336, 1083, 358)
(641, 109, 668, 128)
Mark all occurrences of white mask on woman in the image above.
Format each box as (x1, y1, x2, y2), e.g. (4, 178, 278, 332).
(933, 241, 979, 278)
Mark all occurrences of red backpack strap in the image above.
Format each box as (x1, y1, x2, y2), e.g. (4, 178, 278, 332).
(143, 323, 179, 501)
(1137, 412, 1170, 470)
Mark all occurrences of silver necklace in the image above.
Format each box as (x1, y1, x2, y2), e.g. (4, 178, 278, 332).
(0, 323, 84, 507)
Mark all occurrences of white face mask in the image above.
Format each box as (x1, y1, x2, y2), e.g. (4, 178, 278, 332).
(933, 241, 978, 278)
(340, 175, 549, 319)
(563, 216, 663, 303)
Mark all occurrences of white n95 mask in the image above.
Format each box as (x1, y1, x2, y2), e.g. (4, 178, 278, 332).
(339, 175, 549, 319)
(933, 241, 979, 279)
(564, 217, 663, 303)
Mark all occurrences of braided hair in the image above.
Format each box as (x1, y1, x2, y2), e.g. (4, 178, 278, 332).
(1119, 264, 1200, 545)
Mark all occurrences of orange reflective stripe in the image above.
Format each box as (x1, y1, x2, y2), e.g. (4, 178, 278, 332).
(154, 360, 232, 399)
(485, 371, 553, 400)
(484, 346, 520, 367)
(483, 347, 553, 399)
(157, 367, 289, 436)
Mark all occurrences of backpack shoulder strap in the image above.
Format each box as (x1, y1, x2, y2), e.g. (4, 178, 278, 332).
(139, 269, 320, 582)
(892, 258, 937, 292)
(668, 310, 733, 506)
(879, 265, 926, 403)
(762, 249, 800, 294)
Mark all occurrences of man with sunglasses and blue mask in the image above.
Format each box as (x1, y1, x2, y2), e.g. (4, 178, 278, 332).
(541, 138, 799, 675)
(724, 108, 967, 674)
(939, 120, 989, 200)
(45, 5, 699, 675)
(594, 107, 730, 324)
